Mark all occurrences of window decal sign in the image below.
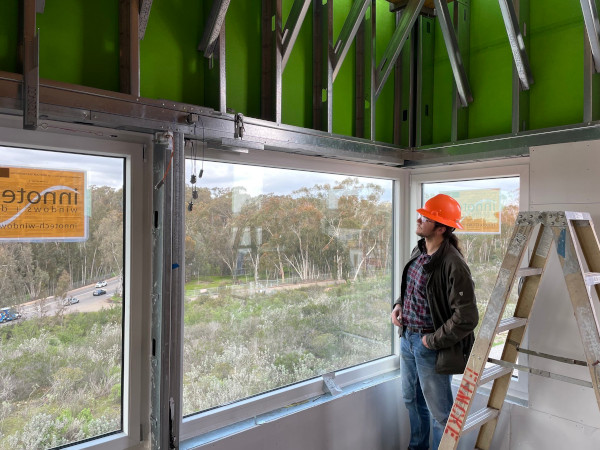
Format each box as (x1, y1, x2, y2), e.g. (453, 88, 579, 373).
(0, 166, 87, 242)
(425, 188, 501, 234)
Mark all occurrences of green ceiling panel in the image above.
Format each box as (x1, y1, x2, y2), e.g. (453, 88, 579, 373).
(529, 0, 584, 129)
(332, 0, 356, 138)
(467, 0, 512, 139)
(37, 0, 120, 92)
(140, 0, 205, 106)
(374, 0, 396, 144)
(282, 0, 313, 129)
(432, 3, 454, 145)
(225, 0, 262, 118)
(0, 0, 19, 73)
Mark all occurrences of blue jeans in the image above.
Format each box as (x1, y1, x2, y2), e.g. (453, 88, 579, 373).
(401, 329, 453, 450)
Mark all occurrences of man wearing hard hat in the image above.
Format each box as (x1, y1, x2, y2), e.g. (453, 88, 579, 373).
(391, 194, 479, 450)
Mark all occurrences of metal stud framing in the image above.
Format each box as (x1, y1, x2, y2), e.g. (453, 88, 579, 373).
(198, 0, 231, 58)
(508, 0, 531, 134)
(434, 0, 473, 108)
(22, 0, 38, 130)
(139, 0, 153, 40)
(580, 0, 600, 73)
(499, 0, 534, 90)
(332, 0, 370, 82)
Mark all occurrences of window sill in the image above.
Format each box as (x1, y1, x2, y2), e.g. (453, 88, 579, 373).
(181, 360, 401, 449)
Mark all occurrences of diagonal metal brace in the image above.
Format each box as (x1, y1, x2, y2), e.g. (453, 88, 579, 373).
(580, 0, 600, 73)
(332, 0, 370, 82)
(198, 0, 231, 58)
(374, 0, 425, 99)
(499, 0, 533, 89)
(139, 0, 153, 40)
(282, 0, 311, 71)
(433, 0, 473, 107)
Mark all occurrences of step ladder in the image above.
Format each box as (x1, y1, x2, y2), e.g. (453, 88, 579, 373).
(439, 211, 600, 450)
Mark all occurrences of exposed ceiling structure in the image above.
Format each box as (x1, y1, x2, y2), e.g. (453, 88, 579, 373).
(1, 0, 600, 167)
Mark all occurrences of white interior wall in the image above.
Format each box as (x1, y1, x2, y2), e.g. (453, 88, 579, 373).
(186, 378, 408, 450)
(501, 140, 600, 449)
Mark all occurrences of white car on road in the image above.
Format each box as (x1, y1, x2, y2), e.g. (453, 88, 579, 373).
(95, 280, 108, 288)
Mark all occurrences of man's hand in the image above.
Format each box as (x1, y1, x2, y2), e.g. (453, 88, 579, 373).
(421, 335, 430, 348)
(391, 304, 402, 327)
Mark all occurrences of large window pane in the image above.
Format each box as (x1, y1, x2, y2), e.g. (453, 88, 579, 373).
(183, 161, 394, 415)
(422, 177, 520, 360)
(0, 147, 124, 449)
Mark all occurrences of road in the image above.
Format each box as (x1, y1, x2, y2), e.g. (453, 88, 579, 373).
(4, 277, 122, 323)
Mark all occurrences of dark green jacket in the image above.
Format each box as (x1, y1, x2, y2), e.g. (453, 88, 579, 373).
(396, 238, 479, 374)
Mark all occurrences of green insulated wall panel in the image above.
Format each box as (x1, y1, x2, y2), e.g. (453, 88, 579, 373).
(0, 0, 593, 147)
(467, 0, 512, 139)
(140, 0, 205, 106)
(529, 0, 583, 129)
(225, 0, 262, 118)
(37, 0, 120, 92)
(282, 0, 313, 129)
(332, 0, 357, 138)
(0, 0, 19, 73)
(432, 2, 455, 144)
(374, 1, 396, 144)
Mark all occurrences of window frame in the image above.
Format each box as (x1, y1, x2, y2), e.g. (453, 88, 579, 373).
(0, 116, 151, 450)
(408, 158, 530, 399)
(179, 146, 406, 441)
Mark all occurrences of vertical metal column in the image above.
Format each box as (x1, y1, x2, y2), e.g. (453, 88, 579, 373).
(151, 132, 184, 450)
(312, 0, 333, 132)
(393, 10, 402, 145)
(151, 133, 171, 450)
(169, 132, 185, 450)
(369, 0, 377, 140)
(22, 0, 38, 130)
(218, 24, 227, 114)
(355, 16, 366, 138)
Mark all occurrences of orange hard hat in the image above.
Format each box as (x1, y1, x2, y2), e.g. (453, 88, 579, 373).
(417, 194, 464, 230)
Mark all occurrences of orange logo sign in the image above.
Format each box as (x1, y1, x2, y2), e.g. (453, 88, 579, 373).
(0, 167, 87, 241)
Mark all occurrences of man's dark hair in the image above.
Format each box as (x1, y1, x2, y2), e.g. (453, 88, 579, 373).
(434, 222, 463, 256)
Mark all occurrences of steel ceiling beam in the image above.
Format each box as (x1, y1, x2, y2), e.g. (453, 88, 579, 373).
(499, 0, 533, 89)
(198, 0, 231, 58)
(332, 0, 370, 82)
(0, 71, 413, 165)
(374, 0, 424, 99)
(138, 0, 153, 40)
(580, 0, 600, 73)
(433, 0, 473, 107)
(281, 0, 311, 71)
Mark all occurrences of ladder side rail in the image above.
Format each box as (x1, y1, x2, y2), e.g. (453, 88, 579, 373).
(567, 217, 600, 333)
(554, 224, 600, 411)
(475, 224, 555, 449)
(439, 221, 535, 450)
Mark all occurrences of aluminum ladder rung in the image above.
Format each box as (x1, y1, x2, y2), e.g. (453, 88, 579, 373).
(584, 272, 600, 286)
(478, 363, 513, 386)
(496, 317, 527, 333)
(463, 407, 500, 435)
(516, 267, 543, 277)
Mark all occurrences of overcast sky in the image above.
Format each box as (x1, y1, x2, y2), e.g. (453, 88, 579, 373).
(186, 160, 394, 202)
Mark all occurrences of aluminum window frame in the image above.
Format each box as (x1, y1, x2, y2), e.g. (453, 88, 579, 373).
(0, 114, 151, 450)
(179, 146, 407, 441)
(408, 157, 531, 399)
